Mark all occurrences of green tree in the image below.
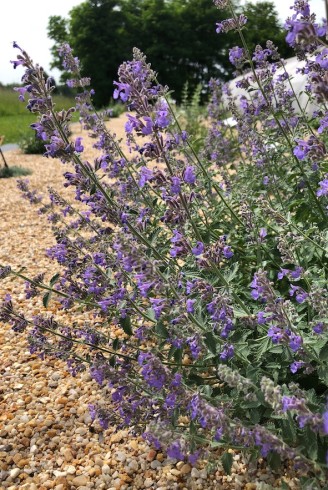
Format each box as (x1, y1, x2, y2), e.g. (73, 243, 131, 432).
(123, 0, 233, 101)
(48, 0, 132, 107)
(47, 0, 293, 107)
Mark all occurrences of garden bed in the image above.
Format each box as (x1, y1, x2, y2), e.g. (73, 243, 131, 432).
(0, 115, 306, 490)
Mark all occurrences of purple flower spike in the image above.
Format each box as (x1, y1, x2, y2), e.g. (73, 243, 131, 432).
(170, 176, 181, 195)
(186, 298, 195, 314)
(191, 241, 204, 256)
(290, 361, 305, 373)
(289, 333, 302, 352)
(183, 166, 196, 184)
(74, 137, 84, 153)
(220, 344, 234, 361)
(167, 441, 185, 461)
(259, 228, 267, 239)
(313, 322, 324, 334)
(223, 246, 233, 259)
(317, 177, 328, 197)
(229, 46, 245, 67)
(11, 59, 25, 69)
(323, 411, 328, 435)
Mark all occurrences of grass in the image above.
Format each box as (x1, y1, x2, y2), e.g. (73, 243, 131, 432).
(0, 165, 32, 178)
(0, 86, 79, 144)
(0, 86, 125, 144)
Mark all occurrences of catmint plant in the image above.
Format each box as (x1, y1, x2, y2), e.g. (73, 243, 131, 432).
(1, 0, 328, 485)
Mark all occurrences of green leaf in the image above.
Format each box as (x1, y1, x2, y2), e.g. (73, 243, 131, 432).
(119, 316, 133, 336)
(155, 321, 169, 339)
(319, 344, 328, 362)
(237, 342, 250, 362)
(200, 384, 213, 397)
(233, 306, 248, 318)
(204, 331, 217, 355)
(173, 347, 183, 364)
(249, 408, 261, 424)
(305, 426, 318, 461)
(267, 451, 281, 472)
(221, 452, 233, 475)
(317, 366, 328, 385)
(246, 365, 259, 383)
(112, 338, 119, 350)
(49, 272, 60, 287)
(42, 292, 51, 308)
(146, 308, 156, 321)
(280, 416, 297, 445)
(240, 399, 261, 409)
(224, 263, 239, 284)
(268, 345, 283, 354)
(255, 336, 272, 361)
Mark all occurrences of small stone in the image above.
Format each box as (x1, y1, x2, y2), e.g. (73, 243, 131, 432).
(0, 444, 13, 452)
(144, 478, 154, 488)
(14, 383, 24, 390)
(9, 468, 21, 479)
(180, 464, 192, 475)
(199, 469, 207, 479)
(65, 465, 76, 475)
(62, 449, 73, 462)
(146, 449, 157, 462)
(94, 456, 103, 467)
(43, 480, 55, 489)
(53, 471, 67, 478)
(129, 440, 139, 450)
(17, 459, 29, 468)
(13, 453, 24, 464)
(21, 438, 30, 448)
(71, 474, 89, 486)
(110, 430, 125, 443)
(191, 468, 200, 479)
(75, 427, 87, 435)
(119, 473, 132, 483)
(88, 467, 101, 477)
(150, 460, 161, 469)
(170, 469, 181, 476)
(24, 428, 33, 437)
(127, 460, 139, 472)
(56, 397, 68, 405)
(115, 451, 126, 463)
(102, 464, 110, 475)
(0, 470, 8, 481)
(245, 484, 256, 490)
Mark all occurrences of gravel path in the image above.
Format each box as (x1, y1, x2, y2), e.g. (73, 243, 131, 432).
(0, 116, 303, 489)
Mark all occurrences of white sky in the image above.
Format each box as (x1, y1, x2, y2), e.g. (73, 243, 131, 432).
(1, 0, 327, 86)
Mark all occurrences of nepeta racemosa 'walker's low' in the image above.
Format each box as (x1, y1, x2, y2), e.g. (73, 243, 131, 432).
(1, 0, 328, 484)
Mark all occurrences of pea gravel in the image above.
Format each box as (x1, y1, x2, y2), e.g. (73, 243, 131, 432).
(0, 116, 305, 489)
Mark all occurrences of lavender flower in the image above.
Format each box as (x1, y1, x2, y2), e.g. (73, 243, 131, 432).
(317, 177, 328, 197)
(229, 46, 245, 68)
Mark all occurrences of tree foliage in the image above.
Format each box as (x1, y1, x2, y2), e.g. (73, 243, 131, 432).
(47, 0, 292, 107)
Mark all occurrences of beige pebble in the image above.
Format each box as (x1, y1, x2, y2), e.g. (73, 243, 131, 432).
(62, 449, 73, 462)
(180, 464, 192, 474)
(71, 474, 89, 486)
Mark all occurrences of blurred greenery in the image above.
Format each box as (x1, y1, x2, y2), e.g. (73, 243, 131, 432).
(0, 165, 32, 178)
(48, 0, 292, 108)
(0, 86, 78, 143)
